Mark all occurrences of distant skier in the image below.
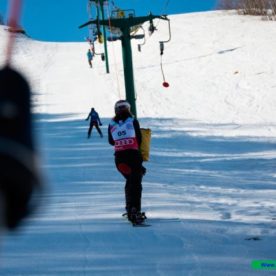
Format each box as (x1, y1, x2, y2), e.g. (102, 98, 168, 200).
(108, 100, 146, 224)
(87, 49, 94, 68)
(86, 107, 103, 138)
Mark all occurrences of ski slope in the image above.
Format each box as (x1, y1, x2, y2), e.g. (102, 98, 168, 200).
(0, 11, 276, 275)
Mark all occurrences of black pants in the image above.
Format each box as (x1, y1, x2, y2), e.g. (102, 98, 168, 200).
(88, 122, 102, 137)
(115, 150, 143, 213)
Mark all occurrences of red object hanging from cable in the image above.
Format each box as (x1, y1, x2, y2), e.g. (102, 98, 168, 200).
(162, 81, 169, 88)
(160, 54, 169, 88)
(159, 24, 171, 88)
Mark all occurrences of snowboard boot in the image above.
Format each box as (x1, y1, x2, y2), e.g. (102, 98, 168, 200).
(128, 207, 147, 225)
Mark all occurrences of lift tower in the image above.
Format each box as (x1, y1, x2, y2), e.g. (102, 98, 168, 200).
(88, 0, 110, 74)
(80, 12, 169, 117)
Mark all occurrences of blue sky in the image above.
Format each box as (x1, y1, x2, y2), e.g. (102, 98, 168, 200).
(0, 0, 218, 42)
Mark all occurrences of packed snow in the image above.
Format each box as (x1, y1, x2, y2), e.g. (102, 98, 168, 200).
(0, 11, 276, 275)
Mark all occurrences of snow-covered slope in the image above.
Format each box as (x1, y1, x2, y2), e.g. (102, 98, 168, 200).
(1, 11, 276, 276)
(1, 11, 276, 134)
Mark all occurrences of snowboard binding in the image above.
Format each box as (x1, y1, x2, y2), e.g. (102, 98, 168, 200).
(123, 208, 147, 226)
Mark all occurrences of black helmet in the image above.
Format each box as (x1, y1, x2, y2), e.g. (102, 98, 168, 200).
(114, 100, 131, 114)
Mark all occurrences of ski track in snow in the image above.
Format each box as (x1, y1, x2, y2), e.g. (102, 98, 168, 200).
(1, 116, 276, 275)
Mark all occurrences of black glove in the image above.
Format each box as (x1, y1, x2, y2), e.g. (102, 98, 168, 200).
(141, 166, 146, 176)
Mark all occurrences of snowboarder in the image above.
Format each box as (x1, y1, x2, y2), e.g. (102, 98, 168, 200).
(108, 100, 146, 223)
(87, 49, 94, 68)
(86, 107, 103, 138)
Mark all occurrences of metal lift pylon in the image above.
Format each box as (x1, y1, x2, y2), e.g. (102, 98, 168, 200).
(80, 12, 169, 117)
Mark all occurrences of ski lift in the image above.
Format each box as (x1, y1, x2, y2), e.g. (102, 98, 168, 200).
(111, 8, 135, 19)
(86, 1, 105, 62)
(116, 9, 125, 18)
(148, 18, 157, 36)
(159, 16, 171, 52)
(137, 26, 146, 52)
(108, 9, 139, 36)
(107, 8, 128, 35)
(98, 32, 104, 43)
(158, 16, 171, 88)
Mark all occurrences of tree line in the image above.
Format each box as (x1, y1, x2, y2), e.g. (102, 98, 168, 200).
(218, 0, 276, 19)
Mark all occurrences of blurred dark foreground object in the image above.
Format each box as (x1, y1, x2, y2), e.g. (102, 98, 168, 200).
(0, 66, 42, 230)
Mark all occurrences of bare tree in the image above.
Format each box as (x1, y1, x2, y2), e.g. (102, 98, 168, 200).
(217, 0, 276, 19)
(217, 0, 237, 9)
(268, 0, 276, 19)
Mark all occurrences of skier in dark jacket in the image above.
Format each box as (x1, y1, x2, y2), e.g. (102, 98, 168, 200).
(86, 108, 103, 138)
(108, 100, 146, 223)
(87, 49, 93, 68)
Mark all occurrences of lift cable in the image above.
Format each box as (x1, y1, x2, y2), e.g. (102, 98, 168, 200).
(105, 2, 122, 99)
